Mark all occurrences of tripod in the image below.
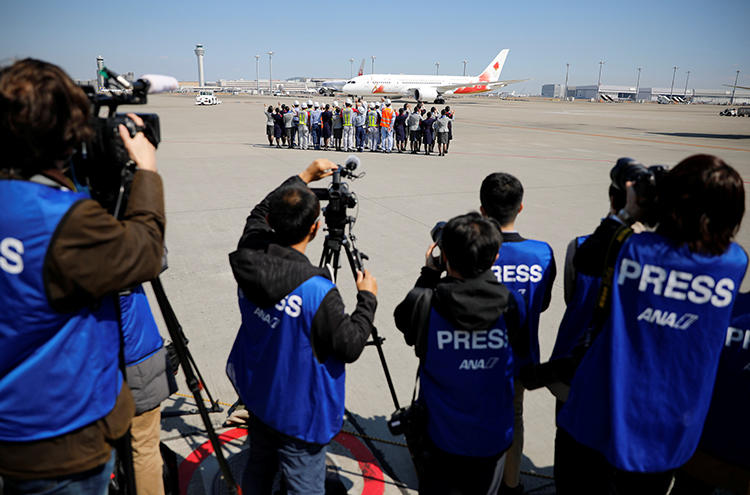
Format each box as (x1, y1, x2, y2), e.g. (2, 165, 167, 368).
(318, 221, 401, 411)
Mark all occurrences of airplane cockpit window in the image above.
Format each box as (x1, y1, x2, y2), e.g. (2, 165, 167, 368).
(347, 81, 355, 84)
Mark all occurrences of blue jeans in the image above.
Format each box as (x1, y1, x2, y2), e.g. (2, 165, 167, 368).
(3, 452, 114, 495)
(243, 417, 326, 495)
(311, 126, 321, 149)
(355, 126, 366, 150)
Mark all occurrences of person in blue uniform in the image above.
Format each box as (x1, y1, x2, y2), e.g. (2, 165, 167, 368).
(0, 59, 166, 494)
(479, 172, 556, 495)
(226, 159, 378, 495)
(555, 154, 747, 495)
(421, 112, 436, 156)
(394, 212, 527, 495)
(670, 291, 750, 495)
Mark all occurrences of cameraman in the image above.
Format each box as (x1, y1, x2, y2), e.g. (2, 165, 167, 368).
(394, 213, 526, 495)
(0, 59, 165, 493)
(555, 154, 747, 494)
(226, 159, 377, 494)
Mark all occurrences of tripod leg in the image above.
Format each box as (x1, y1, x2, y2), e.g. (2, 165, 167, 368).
(150, 278, 239, 494)
(341, 243, 401, 410)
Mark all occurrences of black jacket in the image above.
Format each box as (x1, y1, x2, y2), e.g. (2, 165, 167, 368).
(229, 175, 376, 363)
(394, 266, 526, 360)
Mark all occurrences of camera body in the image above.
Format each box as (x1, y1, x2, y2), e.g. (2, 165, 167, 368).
(387, 401, 426, 436)
(72, 70, 161, 215)
(610, 158, 668, 225)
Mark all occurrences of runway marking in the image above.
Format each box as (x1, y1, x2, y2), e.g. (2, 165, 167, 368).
(459, 119, 750, 153)
(177, 427, 385, 495)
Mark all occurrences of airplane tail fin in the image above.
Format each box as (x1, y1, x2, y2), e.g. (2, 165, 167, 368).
(477, 49, 509, 82)
(358, 59, 365, 76)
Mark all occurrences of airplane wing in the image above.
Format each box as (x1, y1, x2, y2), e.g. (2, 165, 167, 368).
(436, 79, 529, 93)
(724, 84, 750, 90)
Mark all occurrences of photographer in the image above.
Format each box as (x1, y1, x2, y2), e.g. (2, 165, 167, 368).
(555, 154, 747, 494)
(0, 59, 165, 493)
(670, 291, 750, 495)
(226, 159, 377, 494)
(394, 213, 526, 495)
(479, 172, 556, 495)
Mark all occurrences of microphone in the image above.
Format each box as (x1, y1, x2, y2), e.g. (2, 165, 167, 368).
(344, 155, 360, 171)
(139, 74, 179, 94)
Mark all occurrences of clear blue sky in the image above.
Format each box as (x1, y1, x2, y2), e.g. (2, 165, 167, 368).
(2, 0, 748, 93)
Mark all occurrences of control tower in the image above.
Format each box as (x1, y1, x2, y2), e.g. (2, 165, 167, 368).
(194, 44, 205, 87)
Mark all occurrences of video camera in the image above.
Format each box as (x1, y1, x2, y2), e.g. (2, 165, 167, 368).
(310, 155, 364, 233)
(72, 68, 176, 216)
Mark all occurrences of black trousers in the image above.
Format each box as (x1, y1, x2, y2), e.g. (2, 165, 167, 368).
(418, 436, 506, 495)
(554, 427, 674, 495)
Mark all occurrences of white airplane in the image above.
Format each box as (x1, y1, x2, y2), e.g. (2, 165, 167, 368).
(341, 49, 525, 103)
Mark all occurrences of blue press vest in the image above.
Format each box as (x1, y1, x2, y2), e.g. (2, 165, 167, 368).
(558, 232, 748, 472)
(492, 237, 554, 367)
(698, 292, 750, 468)
(419, 295, 524, 457)
(550, 236, 600, 361)
(226, 276, 345, 445)
(0, 180, 122, 442)
(120, 285, 163, 366)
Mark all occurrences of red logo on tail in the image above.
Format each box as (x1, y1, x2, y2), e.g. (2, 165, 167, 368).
(493, 61, 500, 70)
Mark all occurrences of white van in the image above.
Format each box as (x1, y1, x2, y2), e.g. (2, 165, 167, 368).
(195, 90, 221, 106)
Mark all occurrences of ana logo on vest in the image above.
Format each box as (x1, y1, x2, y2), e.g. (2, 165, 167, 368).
(275, 294, 303, 318)
(0, 237, 24, 275)
(459, 357, 500, 370)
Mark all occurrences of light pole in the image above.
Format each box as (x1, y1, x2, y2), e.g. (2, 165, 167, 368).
(435, 61, 440, 75)
(597, 60, 605, 100)
(731, 69, 740, 104)
(267, 51, 274, 93)
(255, 55, 260, 93)
(349, 58, 354, 78)
(563, 63, 569, 100)
(670, 65, 678, 100)
(371, 56, 376, 74)
(635, 67, 642, 102)
(462, 59, 468, 76)
(684, 70, 691, 99)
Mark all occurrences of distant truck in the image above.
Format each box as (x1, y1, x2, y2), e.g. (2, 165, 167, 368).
(195, 90, 221, 106)
(719, 107, 750, 117)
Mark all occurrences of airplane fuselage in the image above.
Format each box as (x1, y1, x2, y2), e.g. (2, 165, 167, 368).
(342, 74, 491, 98)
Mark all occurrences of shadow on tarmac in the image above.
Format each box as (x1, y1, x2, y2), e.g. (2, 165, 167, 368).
(649, 132, 750, 140)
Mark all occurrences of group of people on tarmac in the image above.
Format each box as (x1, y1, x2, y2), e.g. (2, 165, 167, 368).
(264, 97, 454, 156)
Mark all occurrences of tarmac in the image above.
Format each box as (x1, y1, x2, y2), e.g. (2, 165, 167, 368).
(135, 93, 750, 494)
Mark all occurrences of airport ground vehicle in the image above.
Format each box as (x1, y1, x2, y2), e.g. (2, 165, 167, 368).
(195, 90, 221, 105)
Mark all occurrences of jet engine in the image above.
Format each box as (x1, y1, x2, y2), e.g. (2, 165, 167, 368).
(413, 87, 439, 102)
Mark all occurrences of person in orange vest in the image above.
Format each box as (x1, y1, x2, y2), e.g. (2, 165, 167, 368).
(379, 99, 395, 153)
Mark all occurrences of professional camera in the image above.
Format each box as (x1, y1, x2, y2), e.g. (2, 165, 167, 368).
(610, 157, 668, 225)
(310, 156, 364, 233)
(71, 68, 175, 216)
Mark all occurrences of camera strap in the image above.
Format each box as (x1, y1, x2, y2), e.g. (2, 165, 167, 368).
(584, 224, 633, 349)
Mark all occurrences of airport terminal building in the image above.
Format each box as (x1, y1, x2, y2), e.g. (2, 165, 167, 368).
(542, 83, 750, 104)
